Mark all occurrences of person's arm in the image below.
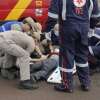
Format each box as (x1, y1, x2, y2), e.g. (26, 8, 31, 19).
(91, 0, 100, 18)
(44, 0, 59, 32)
(90, 0, 100, 28)
(45, 17, 58, 32)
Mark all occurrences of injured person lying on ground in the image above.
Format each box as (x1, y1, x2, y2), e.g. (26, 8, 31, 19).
(0, 47, 59, 83)
(0, 45, 76, 84)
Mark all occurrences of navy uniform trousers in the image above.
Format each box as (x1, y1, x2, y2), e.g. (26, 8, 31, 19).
(59, 21, 90, 89)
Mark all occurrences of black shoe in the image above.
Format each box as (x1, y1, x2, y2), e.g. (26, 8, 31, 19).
(1, 69, 15, 80)
(81, 85, 90, 91)
(54, 84, 73, 93)
(18, 80, 39, 90)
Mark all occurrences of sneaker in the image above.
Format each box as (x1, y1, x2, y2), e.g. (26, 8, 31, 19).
(18, 80, 39, 90)
(81, 85, 90, 91)
(54, 84, 73, 93)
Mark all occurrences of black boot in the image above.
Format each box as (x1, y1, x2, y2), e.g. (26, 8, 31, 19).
(18, 80, 39, 90)
(81, 85, 90, 91)
(54, 83, 73, 93)
(1, 68, 15, 80)
(77, 67, 91, 92)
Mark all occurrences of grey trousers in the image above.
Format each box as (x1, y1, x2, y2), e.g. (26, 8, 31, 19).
(0, 37, 30, 81)
(30, 58, 58, 80)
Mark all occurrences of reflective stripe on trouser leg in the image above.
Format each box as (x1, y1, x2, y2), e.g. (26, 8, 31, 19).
(60, 59, 73, 89)
(76, 62, 89, 68)
(76, 62, 91, 87)
(59, 51, 73, 89)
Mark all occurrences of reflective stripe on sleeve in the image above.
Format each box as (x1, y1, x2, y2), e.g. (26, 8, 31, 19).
(89, 0, 93, 18)
(62, 0, 66, 20)
(48, 12, 58, 19)
(88, 46, 94, 56)
(91, 13, 100, 18)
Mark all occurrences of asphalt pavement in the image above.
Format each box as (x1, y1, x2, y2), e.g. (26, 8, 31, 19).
(0, 73, 100, 100)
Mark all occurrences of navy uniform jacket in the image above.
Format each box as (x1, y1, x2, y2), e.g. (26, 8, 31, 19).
(45, 0, 100, 32)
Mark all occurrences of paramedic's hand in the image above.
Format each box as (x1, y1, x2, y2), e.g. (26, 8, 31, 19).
(30, 55, 48, 62)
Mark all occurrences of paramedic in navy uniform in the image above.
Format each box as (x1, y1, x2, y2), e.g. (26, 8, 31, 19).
(44, 0, 100, 93)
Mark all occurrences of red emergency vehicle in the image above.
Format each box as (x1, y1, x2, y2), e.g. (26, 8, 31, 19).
(0, 0, 51, 28)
